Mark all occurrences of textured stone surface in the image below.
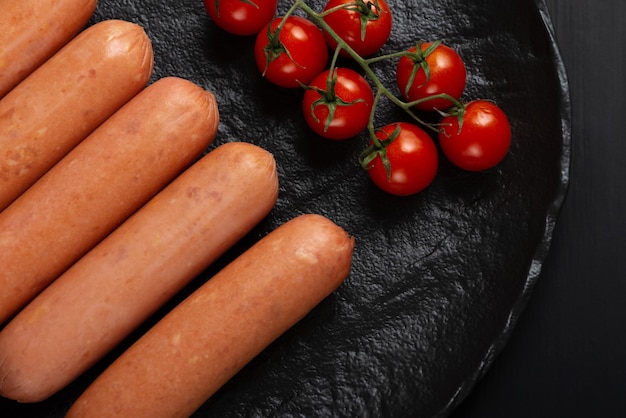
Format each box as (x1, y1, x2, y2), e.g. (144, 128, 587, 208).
(0, 0, 569, 417)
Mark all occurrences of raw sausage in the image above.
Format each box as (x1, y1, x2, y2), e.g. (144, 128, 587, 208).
(0, 76, 218, 324)
(0, 76, 219, 325)
(0, 0, 97, 98)
(0, 142, 278, 403)
(0, 19, 154, 211)
(65, 214, 354, 418)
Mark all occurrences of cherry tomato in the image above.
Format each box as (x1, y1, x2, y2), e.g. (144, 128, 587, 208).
(438, 100, 511, 171)
(322, 0, 392, 57)
(254, 16, 329, 88)
(203, 0, 278, 36)
(360, 122, 439, 196)
(396, 41, 466, 112)
(302, 68, 374, 140)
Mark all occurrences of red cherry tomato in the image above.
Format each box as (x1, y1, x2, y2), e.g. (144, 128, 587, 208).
(302, 67, 374, 140)
(438, 100, 511, 171)
(322, 0, 392, 57)
(203, 0, 278, 36)
(254, 16, 329, 88)
(396, 41, 466, 112)
(360, 122, 439, 196)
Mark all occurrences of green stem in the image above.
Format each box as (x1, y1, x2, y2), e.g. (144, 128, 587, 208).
(283, 0, 301, 20)
(325, 47, 342, 100)
(404, 93, 464, 111)
(317, 3, 352, 17)
(294, 0, 444, 134)
(367, 89, 383, 144)
(364, 49, 415, 65)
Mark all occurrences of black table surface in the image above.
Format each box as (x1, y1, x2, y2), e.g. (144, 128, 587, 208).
(452, 0, 626, 416)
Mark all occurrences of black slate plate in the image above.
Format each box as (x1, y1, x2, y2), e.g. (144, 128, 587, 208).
(0, 0, 570, 417)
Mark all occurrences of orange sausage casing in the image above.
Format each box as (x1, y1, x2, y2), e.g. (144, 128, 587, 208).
(0, 19, 154, 211)
(0, 0, 98, 98)
(0, 76, 219, 325)
(0, 142, 278, 403)
(66, 214, 355, 418)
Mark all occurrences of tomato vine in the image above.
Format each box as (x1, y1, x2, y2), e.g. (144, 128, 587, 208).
(275, 1, 466, 133)
(204, 0, 512, 195)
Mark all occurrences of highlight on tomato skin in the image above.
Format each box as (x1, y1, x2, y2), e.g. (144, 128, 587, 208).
(302, 67, 374, 140)
(362, 122, 439, 196)
(438, 100, 512, 172)
(203, 0, 278, 36)
(396, 41, 467, 112)
(201, 0, 513, 192)
(254, 15, 329, 88)
(322, 0, 393, 58)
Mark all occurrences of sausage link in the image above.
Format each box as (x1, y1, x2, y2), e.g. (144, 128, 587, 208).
(65, 214, 354, 418)
(0, 19, 154, 211)
(0, 142, 278, 403)
(0, 0, 97, 98)
(0, 76, 219, 325)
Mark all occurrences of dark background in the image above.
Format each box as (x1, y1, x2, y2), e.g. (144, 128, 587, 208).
(453, 0, 626, 417)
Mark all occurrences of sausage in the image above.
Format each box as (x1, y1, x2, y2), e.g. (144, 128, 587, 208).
(0, 0, 98, 98)
(65, 214, 355, 418)
(0, 19, 154, 211)
(0, 142, 278, 403)
(0, 76, 219, 325)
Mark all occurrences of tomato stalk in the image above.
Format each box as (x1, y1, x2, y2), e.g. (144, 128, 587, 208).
(291, 0, 473, 184)
(366, 89, 383, 141)
(358, 123, 402, 181)
(302, 47, 367, 133)
(400, 40, 441, 96)
(405, 93, 464, 115)
(260, 1, 302, 75)
(361, 49, 413, 65)
(359, 89, 391, 177)
(325, 43, 343, 96)
(436, 102, 467, 135)
(294, 0, 442, 133)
